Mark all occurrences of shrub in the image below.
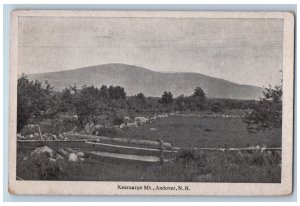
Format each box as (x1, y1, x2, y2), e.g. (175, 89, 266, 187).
(160, 91, 173, 105)
(211, 102, 225, 113)
(113, 115, 124, 126)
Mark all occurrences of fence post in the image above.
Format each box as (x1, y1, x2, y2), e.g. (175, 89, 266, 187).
(159, 138, 164, 164)
(37, 125, 43, 140)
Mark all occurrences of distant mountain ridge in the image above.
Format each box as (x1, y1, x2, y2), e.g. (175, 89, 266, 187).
(27, 63, 264, 100)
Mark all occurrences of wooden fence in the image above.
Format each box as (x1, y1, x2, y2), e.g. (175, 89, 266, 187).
(17, 133, 175, 163)
(17, 133, 281, 164)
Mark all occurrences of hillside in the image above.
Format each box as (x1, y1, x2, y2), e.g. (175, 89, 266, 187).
(27, 63, 264, 100)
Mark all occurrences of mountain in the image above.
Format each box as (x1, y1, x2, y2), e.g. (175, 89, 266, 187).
(27, 63, 264, 100)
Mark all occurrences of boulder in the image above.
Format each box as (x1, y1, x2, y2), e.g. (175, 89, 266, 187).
(150, 128, 157, 131)
(57, 148, 70, 158)
(134, 117, 148, 124)
(31, 146, 54, 158)
(77, 152, 85, 158)
(127, 122, 138, 127)
(68, 153, 78, 162)
(17, 134, 26, 140)
(55, 153, 65, 161)
(49, 158, 57, 163)
(94, 124, 103, 129)
(58, 134, 65, 140)
(52, 134, 57, 140)
(43, 133, 55, 141)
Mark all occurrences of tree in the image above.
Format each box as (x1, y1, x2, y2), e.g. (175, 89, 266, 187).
(243, 84, 282, 132)
(136, 92, 146, 102)
(175, 95, 186, 111)
(17, 75, 55, 132)
(192, 86, 206, 110)
(211, 102, 225, 113)
(161, 91, 173, 105)
(108, 85, 126, 100)
(193, 86, 206, 99)
(99, 85, 109, 98)
(61, 85, 106, 134)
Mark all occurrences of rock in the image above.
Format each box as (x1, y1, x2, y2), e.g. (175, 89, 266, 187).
(77, 152, 85, 158)
(134, 116, 148, 124)
(150, 128, 157, 131)
(58, 134, 64, 140)
(43, 133, 55, 141)
(56, 154, 65, 161)
(17, 134, 26, 140)
(49, 158, 57, 163)
(95, 124, 103, 129)
(68, 153, 78, 162)
(79, 158, 85, 162)
(57, 148, 70, 158)
(31, 146, 54, 158)
(127, 122, 138, 127)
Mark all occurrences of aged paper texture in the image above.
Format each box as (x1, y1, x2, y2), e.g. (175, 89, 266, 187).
(9, 10, 294, 195)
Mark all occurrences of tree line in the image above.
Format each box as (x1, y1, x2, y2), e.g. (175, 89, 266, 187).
(17, 75, 282, 133)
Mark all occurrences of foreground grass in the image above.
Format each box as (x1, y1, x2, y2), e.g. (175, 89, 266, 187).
(17, 148, 281, 183)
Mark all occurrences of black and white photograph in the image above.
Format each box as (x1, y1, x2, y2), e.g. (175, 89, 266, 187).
(8, 10, 294, 195)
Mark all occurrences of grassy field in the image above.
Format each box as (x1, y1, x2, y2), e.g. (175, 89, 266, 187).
(17, 110, 282, 183)
(111, 116, 281, 148)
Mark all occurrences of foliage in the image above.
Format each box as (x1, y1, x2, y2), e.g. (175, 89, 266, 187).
(108, 85, 126, 100)
(191, 86, 206, 110)
(136, 92, 146, 104)
(99, 85, 109, 98)
(113, 115, 125, 126)
(128, 92, 147, 111)
(193, 86, 206, 99)
(61, 85, 105, 134)
(211, 102, 225, 113)
(160, 91, 173, 105)
(17, 75, 55, 132)
(243, 84, 282, 132)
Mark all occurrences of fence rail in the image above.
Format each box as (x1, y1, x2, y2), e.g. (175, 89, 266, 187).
(17, 134, 282, 164)
(17, 134, 173, 163)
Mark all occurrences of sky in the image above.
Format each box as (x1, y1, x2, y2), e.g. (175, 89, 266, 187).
(18, 16, 283, 87)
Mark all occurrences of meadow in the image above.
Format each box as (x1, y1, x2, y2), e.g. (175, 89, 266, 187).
(105, 115, 281, 149)
(17, 110, 282, 183)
